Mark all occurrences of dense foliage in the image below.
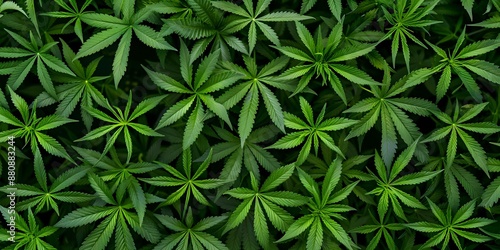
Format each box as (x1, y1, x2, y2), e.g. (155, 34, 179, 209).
(0, 0, 500, 249)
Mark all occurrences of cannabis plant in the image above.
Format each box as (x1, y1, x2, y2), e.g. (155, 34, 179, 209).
(0, 0, 500, 250)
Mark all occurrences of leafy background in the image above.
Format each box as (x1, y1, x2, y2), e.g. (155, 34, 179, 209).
(0, 0, 500, 249)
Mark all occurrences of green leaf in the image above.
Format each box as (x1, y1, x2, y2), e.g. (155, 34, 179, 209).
(307, 218, 323, 250)
(453, 229, 491, 243)
(259, 83, 285, 132)
(225, 188, 254, 199)
(88, 173, 116, 205)
(50, 166, 89, 193)
(37, 58, 58, 99)
(276, 215, 314, 243)
(0, 1, 26, 16)
(7, 57, 36, 90)
(457, 102, 489, 124)
(389, 138, 419, 181)
(134, 25, 175, 50)
(260, 164, 295, 192)
(258, 11, 311, 22)
(458, 122, 500, 134)
(253, 201, 270, 247)
(462, 60, 500, 84)
(332, 64, 380, 85)
(273, 45, 313, 62)
(76, 27, 126, 59)
(457, 40, 500, 59)
(156, 96, 196, 129)
(456, 128, 489, 175)
(345, 104, 381, 140)
(297, 167, 321, 204)
(331, 43, 375, 62)
(453, 199, 476, 224)
(144, 67, 192, 93)
(327, 0, 342, 21)
(470, 16, 500, 28)
(75, 124, 117, 142)
(25, 0, 40, 36)
(194, 50, 221, 89)
(199, 94, 232, 128)
(224, 197, 254, 233)
(322, 158, 342, 204)
(392, 171, 441, 185)
(194, 231, 229, 250)
(406, 222, 443, 232)
(7, 86, 29, 123)
(381, 105, 397, 167)
(261, 191, 308, 207)
(35, 132, 75, 164)
(33, 147, 47, 191)
(40, 54, 75, 76)
(80, 212, 118, 250)
(211, 1, 249, 17)
(460, 0, 474, 20)
(125, 179, 145, 226)
(453, 65, 482, 102)
(266, 131, 307, 149)
(113, 29, 132, 88)
(36, 115, 77, 131)
(81, 13, 125, 28)
(129, 95, 167, 120)
(321, 216, 355, 250)
(183, 101, 205, 149)
(55, 206, 115, 228)
(115, 218, 135, 250)
(480, 176, 500, 208)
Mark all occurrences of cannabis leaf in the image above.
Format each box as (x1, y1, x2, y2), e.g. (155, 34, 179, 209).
(469, 15, 500, 28)
(167, 0, 248, 62)
(276, 158, 359, 250)
(0, 29, 75, 99)
(407, 199, 495, 250)
(1, 1, 499, 249)
(300, 0, 342, 20)
(267, 96, 357, 165)
(55, 173, 161, 250)
(144, 40, 242, 149)
(0, 147, 92, 215)
(140, 148, 225, 214)
(423, 28, 500, 102)
(154, 207, 228, 250)
(379, 0, 441, 72)
(461, 0, 475, 20)
(350, 210, 405, 250)
(77, 1, 176, 87)
(219, 55, 290, 146)
(367, 139, 442, 221)
(223, 164, 308, 248)
(209, 125, 281, 192)
(0, 1, 26, 18)
(0, 87, 76, 163)
(0, 208, 58, 250)
(345, 67, 438, 167)
(75, 92, 165, 164)
(33, 39, 109, 131)
(421, 102, 500, 176)
(321, 154, 376, 205)
(73, 146, 162, 226)
(42, 0, 93, 42)
(211, 0, 312, 53)
(274, 21, 379, 101)
(423, 156, 484, 211)
(481, 175, 500, 208)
